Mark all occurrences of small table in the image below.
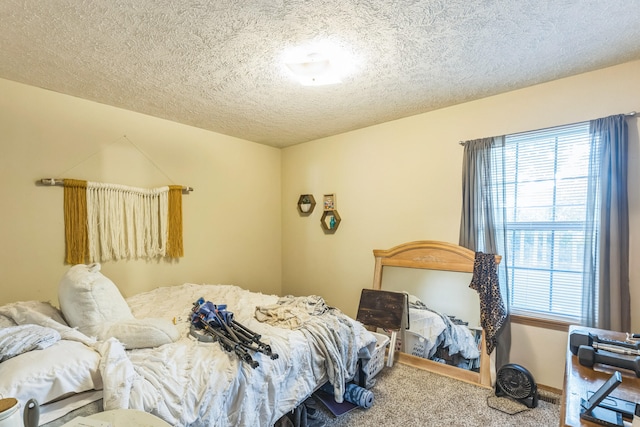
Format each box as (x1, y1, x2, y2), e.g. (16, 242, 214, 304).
(561, 325, 640, 426)
(61, 409, 171, 427)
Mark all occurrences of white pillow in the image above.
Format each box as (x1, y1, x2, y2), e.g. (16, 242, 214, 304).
(0, 300, 95, 346)
(0, 314, 16, 328)
(106, 318, 180, 350)
(58, 263, 134, 339)
(58, 263, 179, 349)
(0, 340, 102, 411)
(0, 300, 68, 327)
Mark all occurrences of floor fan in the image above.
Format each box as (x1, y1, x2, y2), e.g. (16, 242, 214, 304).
(495, 363, 539, 408)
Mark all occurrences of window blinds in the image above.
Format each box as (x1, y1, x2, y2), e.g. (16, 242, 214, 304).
(497, 121, 599, 321)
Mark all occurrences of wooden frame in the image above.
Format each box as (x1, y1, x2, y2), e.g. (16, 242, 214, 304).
(372, 240, 501, 388)
(320, 209, 341, 233)
(297, 194, 316, 215)
(323, 193, 335, 211)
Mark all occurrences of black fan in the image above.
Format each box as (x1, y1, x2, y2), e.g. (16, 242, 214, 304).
(495, 364, 539, 408)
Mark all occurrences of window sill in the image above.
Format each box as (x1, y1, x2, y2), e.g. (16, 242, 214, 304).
(510, 314, 574, 332)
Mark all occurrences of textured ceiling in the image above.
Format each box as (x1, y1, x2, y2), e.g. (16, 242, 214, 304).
(1, 1, 639, 148)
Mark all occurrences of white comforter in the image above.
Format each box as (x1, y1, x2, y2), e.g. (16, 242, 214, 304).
(100, 284, 376, 427)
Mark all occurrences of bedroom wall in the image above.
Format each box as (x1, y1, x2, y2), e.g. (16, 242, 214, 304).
(2, 61, 638, 391)
(281, 60, 640, 389)
(0, 77, 282, 305)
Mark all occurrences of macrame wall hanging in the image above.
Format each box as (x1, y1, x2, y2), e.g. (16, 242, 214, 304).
(60, 179, 185, 264)
(39, 135, 191, 264)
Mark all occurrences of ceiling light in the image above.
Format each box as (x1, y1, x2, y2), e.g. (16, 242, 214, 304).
(285, 52, 342, 86)
(282, 40, 358, 87)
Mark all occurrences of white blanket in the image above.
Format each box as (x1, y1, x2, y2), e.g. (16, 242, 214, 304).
(255, 295, 361, 403)
(0, 301, 95, 346)
(0, 324, 60, 362)
(0, 286, 375, 426)
(103, 284, 376, 427)
(408, 307, 479, 360)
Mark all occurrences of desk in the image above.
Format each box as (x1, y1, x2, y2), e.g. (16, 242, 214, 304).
(561, 325, 640, 426)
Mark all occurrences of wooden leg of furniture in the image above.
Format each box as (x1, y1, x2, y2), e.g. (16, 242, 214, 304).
(387, 330, 397, 367)
(479, 329, 491, 387)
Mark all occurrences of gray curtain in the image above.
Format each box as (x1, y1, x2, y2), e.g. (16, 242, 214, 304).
(590, 114, 630, 331)
(459, 115, 630, 336)
(459, 138, 496, 251)
(459, 136, 510, 370)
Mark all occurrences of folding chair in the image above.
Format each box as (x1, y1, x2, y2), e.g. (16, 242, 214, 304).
(356, 288, 408, 367)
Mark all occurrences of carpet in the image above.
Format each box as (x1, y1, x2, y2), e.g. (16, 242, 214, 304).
(313, 363, 561, 427)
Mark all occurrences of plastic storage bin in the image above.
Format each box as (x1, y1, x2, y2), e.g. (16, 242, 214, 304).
(402, 330, 428, 358)
(366, 332, 390, 380)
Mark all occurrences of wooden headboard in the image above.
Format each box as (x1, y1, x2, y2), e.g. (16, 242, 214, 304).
(372, 240, 501, 290)
(371, 240, 501, 387)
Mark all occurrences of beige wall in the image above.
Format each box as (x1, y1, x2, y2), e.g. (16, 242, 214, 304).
(2, 60, 639, 391)
(281, 60, 640, 389)
(0, 78, 282, 304)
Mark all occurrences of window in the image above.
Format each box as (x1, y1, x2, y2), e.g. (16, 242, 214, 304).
(493, 122, 599, 323)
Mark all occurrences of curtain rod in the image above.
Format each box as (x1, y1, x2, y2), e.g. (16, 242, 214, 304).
(457, 110, 637, 146)
(37, 178, 194, 193)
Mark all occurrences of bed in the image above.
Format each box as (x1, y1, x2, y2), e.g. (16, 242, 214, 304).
(371, 240, 501, 387)
(0, 267, 377, 426)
